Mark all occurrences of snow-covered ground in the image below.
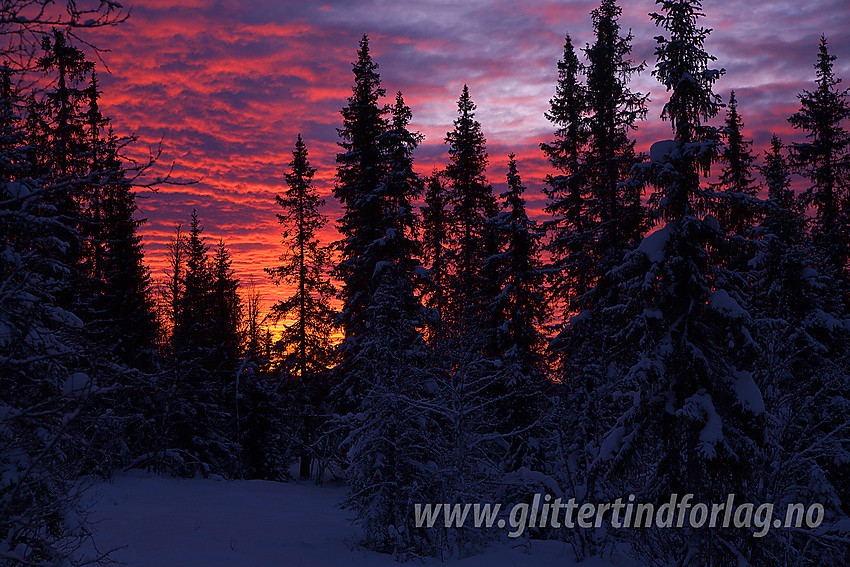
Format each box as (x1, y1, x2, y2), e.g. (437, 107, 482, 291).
(78, 472, 628, 567)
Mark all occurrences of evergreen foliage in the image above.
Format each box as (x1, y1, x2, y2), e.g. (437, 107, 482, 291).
(789, 36, 850, 290)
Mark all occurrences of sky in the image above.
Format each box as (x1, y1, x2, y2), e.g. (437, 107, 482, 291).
(87, 0, 850, 318)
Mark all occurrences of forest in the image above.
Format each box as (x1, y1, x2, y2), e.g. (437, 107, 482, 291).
(1, 0, 848, 566)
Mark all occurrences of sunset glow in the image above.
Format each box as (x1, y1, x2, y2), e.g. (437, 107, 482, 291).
(89, 0, 849, 314)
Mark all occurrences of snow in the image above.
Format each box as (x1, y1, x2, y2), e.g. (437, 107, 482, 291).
(50, 307, 84, 328)
(2, 181, 31, 199)
(680, 394, 723, 460)
(77, 473, 633, 567)
(637, 223, 673, 263)
(800, 267, 818, 283)
(372, 261, 392, 278)
(732, 370, 764, 415)
(811, 309, 847, 332)
(649, 139, 677, 164)
(702, 214, 720, 233)
(595, 426, 625, 464)
(696, 394, 723, 460)
(709, 289, 748, 318)
(566, 310, 591, 327)
(63, 372, 91, 396)
(506, 467, 563, 496)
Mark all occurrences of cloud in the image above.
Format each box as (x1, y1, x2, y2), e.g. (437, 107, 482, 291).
(84, 0, 849, 314)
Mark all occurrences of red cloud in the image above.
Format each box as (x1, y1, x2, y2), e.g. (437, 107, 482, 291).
(85, 0, 848, 319)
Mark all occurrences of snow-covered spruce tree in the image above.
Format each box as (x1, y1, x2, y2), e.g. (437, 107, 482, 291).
(540, 33, 592, 312)
(483, 156, 550, 477)
(559, 2, 778, 564)
(18, 32, 164, 479)
(342, 93, 439, 558)
(332, 35, 390, 410)
(167, 211, 238, 476)
(24, 31, 95, 349)
(443, 85, 497, 337)
(0, 65, 96, 567)
(539, 41, 598, 535)
(266, 134, 337, 480)
(582, 0, 648, 271)
(438, 92, 508, 493)
(788, 36, 850, 295)
(747, 135, 850, 565)
(1, 4, 142, 562)
(544, 2, 647, 556)
(70, 73, 161, 476)
(398, 87, 521, 557)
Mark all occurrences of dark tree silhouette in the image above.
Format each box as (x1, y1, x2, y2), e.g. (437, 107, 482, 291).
(334, 35, 388, 347)
(541, 33, 592, 310)
(583, 0, 647, 266)
(267, 134, 336, 480)
(421, 172, 449, 339)
(715, 91, 759, 237)
(788, 36, 850, 289)
(444, 84, 496, 334)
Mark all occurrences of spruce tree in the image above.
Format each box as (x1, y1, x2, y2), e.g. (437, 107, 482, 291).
(83, 73, 157, 366)
(541, 33, 591, 309)
(557, 2, 774, 564)
(484, 156, 547, 370)
(331, 35, 396, 417)
(544, 1, 646, 323)
(268, 134, 336, 379)
(443, 84, 496, 334)
(544, 7, 646, 554)
(788, 36, 850, 288)
(421, 172, 449, 339)
(614, 2, 760, 563)
(378, 93, 424, 273)
(0, 62, 93, 566)
(267, 134, 336, 480)
(172, 210, 213, 359)
(66, 70, 160, 476)
(34, 30, 92, 228)
(210, 239, 242, 372)
(484, 155, 548, 473)
(0, 5, 146, 561)
(334, 34, 388, 346)
(749, 136, 850, 565)
(163, 223, 186, 347)
(583, 0, 647, 267)
(715, 91, 759, 237)
(342, 93, 435, 557)
(168, 211, 238, 476)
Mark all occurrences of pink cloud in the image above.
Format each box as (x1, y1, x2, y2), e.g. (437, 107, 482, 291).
(82, 0, 849, 316)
